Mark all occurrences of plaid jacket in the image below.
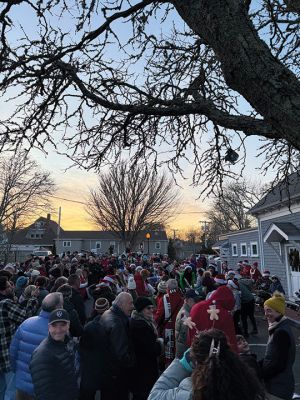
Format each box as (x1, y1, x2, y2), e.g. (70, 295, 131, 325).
(0, 297, 39, 372)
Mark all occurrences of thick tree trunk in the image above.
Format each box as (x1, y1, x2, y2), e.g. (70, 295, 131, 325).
(173, 0, 300, 148)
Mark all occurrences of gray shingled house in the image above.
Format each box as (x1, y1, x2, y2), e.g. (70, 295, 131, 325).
(249, 172, 300, 299)
(55, 230, 168, 255)
(213, 228, 260, 267)
(5, 215, 168, 261)
(7, 214, 61, 260)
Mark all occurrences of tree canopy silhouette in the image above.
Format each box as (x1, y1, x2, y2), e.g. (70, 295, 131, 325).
(0, 0, 299, 193)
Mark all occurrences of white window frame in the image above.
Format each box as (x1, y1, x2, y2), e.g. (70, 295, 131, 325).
(250, 241, 259, 257)
(63, 241, 71, 247)
(231, 243, 238, 256)
(95, 241, 101, 249)
(240, 242, 247, 257)
(155, 242, 161, 250)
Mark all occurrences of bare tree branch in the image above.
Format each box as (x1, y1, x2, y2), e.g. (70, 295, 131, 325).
(0, 0, 299, 195)
(86, 163, 180, 249)
(0, 151, 56, 231)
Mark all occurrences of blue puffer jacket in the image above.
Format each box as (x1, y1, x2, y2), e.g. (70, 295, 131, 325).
(10, 310, 50, 395)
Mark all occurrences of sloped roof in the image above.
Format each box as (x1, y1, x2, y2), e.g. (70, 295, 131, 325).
(264, 222, 300, 242)
(212, 239, 229, 249)
(9, 216, 62, 245)
(250, 172, 300, 215)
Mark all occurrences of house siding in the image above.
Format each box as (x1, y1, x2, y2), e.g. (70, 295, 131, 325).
(259, 212, 300, 295)
(56, 238, 168, 256)
(221, 229, 261, 269)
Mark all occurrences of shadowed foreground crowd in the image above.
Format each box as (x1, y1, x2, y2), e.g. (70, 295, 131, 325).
(0, 252, 296, 400)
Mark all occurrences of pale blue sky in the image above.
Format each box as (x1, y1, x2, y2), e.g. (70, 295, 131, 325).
(1, 1, 276, 231)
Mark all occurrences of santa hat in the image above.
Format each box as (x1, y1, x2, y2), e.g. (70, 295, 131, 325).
(103, 276, 115, 284)
(226, 270, 235, 279)
(227, 280, 239, 290)
(263, 270, 270, 277)
(214, 274, 226, 285)
(252, 261, 258, 268)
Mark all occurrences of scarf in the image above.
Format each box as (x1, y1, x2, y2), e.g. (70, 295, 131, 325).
(268, 315, 288, 333)
(131, 309, 158, 336)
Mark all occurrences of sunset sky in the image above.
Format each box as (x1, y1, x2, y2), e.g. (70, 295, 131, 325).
(31, 137, 273, 237)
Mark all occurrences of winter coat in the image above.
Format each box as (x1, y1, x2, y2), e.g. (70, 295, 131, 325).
(261, 317, 295, 400)
(63, 298, 83, 337)
(129, 313, 161, 397)
(270, 281, 285, 295)
(9, 310, 50, 395)
(240, 353, 261, 378)
(155, 290, 184, 335)
(30, 335, 79, 400)
(0, 296, 39, 372)
(101, 304, 136, 377)
(70, 288, 86, 325)
(175, 304, 191, 358)
(148, 359, 192, 400)
(188, 286, 238, 353)
(134, 273, 149, 297)
(179, 271, 195, 291)
(80, 315, 111, 392)
(239, 280, 255, 303)
(250, 268, 262, 282)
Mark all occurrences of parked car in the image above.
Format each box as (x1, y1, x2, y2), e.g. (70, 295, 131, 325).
(33, 250, 52, 258)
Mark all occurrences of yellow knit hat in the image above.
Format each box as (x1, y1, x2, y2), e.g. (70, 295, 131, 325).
(264, 291, 285, 315)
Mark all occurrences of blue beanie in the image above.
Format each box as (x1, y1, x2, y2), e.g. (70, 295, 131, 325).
(16, 276, 28, 289)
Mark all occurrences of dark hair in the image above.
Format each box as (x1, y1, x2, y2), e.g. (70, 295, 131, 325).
(51, 276, 68, 293)
(0, 270, 12, 279)
(0, 276, 8, 291)
(35, 276, 48, 287)
(56, 283, 72, 298)
(191, 329, 264, 400)
(67, 274, 80, 287)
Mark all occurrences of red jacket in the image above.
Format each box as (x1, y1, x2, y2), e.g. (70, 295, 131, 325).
(154, 290, 183, 335)
(134, 273, 148, 296)
(250, 267, 262, 282)
(188, 286, 238, 353)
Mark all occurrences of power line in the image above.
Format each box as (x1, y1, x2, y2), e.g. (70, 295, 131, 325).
(50, 195, 207, 214)
(50, 195, 86, 205)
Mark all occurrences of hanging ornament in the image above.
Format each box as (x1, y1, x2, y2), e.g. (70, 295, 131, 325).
(207, 300, 220, 321)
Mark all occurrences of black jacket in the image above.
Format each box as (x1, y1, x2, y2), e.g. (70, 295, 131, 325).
(30, 335, 79, 400)
(70, 288, 86, 325)
(80, 315, 111, 391)
(261, 318, 295, 400)
(101, 305, 135, 376)
(64, 298, 83, 337)
(130, 316, 161, 397)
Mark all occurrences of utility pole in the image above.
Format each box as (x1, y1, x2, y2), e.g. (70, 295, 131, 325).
(199, 220, 210, 249)
(57, 207, 62, 250)
(172, 229, 179, 240)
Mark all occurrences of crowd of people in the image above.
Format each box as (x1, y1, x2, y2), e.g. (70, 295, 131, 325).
(0, 251, 296, 400)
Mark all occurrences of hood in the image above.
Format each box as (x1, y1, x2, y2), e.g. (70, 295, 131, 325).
(209, 285, 235, 311)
